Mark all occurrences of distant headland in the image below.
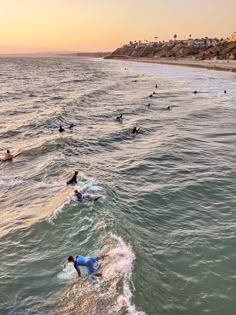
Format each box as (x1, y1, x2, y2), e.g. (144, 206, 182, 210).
(105, 32, 236, 71)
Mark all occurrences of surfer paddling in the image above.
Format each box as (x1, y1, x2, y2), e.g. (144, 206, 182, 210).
(1, 150, 21, 162)
(68, 123, 75, 129)
(59, 125, 65, 133)
(3, 150, 14, 161)
(74, 189, 102, 202)
(68, 253, 108, 277)
(116, 114, 123, 122)
(130, 126, 140, 136)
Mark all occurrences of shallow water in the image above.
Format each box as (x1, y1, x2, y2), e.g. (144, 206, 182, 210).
(0, 57, 236, 315)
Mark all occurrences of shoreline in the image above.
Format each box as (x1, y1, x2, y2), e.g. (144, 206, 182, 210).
(105, 56, 236, 72)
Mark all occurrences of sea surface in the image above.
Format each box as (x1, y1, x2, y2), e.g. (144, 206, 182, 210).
(0, 57, 235, 315)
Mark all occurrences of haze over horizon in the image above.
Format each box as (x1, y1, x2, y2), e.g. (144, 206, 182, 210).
(0, 0, 235, 54)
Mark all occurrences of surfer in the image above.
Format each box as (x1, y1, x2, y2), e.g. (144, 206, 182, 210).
(116, 114, 123, 121)
(131, 126, 140, 135)
(193, 91, 208, 94)
(67, 171, 78, 185)
(69, 123, 75, 129)
(74, 189, 102, 202)
(3, 150, 14, 161)
(68, 253, 108, 277)
(59, 125, 65, 132)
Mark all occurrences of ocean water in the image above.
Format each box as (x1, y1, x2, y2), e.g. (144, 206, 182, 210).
(0, 57, 235, 315)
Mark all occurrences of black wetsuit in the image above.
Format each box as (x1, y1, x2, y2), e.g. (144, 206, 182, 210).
(76, 191, 83, 201)
(131, 127, 139, 134)
(76, 191, 101, 202)
(67, 174, 77, 185)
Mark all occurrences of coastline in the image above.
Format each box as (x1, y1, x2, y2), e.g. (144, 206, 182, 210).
(105, 56, 236, 72)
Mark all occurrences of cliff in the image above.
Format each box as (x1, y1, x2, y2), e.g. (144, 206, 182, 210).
(106, 39, 236, 61)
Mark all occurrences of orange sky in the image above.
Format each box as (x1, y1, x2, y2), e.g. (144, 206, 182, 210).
(0, 0, 235, 53)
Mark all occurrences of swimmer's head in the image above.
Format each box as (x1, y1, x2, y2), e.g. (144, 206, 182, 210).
(7, 150, 10, 153)
(74, 190, 78, 195)
(68, 256, 75, 263)
(74, 171, 78, 175)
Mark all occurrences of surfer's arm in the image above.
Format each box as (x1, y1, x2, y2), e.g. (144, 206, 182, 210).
(74, 263, 81, 277)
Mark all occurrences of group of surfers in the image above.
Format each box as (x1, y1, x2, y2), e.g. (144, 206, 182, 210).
(67, 170, 103, 202)
(58, 114, 141, 136)
(1, 102, 147, 279)
(66, 171, 106, 277)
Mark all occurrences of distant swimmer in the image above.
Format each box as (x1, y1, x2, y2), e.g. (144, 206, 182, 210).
(224, 90, 227, 94)
(68, 253, 108, 278)
(146, 103, 151, 108)
(155, 84, 158, 88)
(59, 125, 65, 132)
(131, 126, 140, 135)
(153, 91, 157, 95)
(193, 90, 208, 94)
(116, 114, 123, 121)
(2, 150, 14, 161)
(67, 171, 78, 185)
(69, 123, 75, 129)
(167, 106, 171, 110)
(74, 189, 102, 202)
(149, 94, 153, 98)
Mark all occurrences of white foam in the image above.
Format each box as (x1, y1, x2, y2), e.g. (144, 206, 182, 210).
(34, 181, 65, 188)
(0, 179, 24, 187)
(47, 196, 71, 224)
(104, 234, 146, 315)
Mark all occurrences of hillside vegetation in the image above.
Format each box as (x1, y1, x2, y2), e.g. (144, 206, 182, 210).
(108, 40, 236, 60)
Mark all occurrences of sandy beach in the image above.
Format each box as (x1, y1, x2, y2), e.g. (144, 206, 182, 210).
(106, 56, 236, 72)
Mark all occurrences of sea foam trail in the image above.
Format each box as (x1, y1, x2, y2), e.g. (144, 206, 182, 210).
(57, 234, 146, 315)
(106, 234, 146, 315)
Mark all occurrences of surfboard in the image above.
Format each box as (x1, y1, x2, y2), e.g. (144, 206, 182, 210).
(13, 150, 23, 158)
(79, 179, 88, 185)
(57, 262, 78, 280)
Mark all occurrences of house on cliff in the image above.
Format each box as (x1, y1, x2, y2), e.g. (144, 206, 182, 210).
(229, 32, 236, 41)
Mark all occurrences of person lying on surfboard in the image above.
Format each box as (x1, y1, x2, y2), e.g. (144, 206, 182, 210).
(4, 150, 14, 160)
(74, 189, 102, 202)
(1, 149, 23, 162)
(131, 126, 140, 135)
(67, 171, 79, 185)
(67, 253, 108, 278)
(116, 114, 123, 121)
(3, 150, 14, 161)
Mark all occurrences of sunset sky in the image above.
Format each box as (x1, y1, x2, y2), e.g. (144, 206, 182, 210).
(0, 0, 235, 53)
